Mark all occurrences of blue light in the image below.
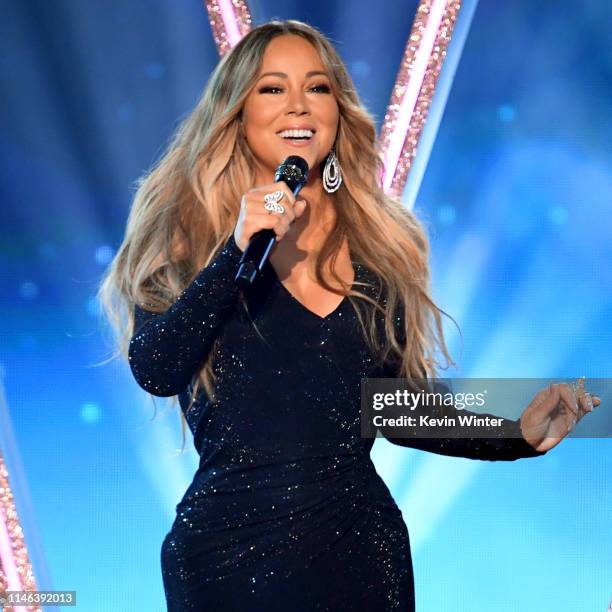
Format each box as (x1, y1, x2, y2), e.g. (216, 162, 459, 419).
(146, 62, 165, 80)
(497, 104, 516, 122)
(80, 403, 101, 424)
(351, 60, 371, 78)
(95, 245, 115, 265)
(87, 296, 100, 318)
(549, 206, 569, 225)
(437, 204, 457, 225)
(20, 281, 39, 299)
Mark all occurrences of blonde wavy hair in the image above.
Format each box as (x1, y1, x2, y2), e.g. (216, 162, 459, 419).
(98, 19, 458, 448)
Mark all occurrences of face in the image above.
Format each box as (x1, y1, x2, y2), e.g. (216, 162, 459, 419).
(241, 34, 340, 184)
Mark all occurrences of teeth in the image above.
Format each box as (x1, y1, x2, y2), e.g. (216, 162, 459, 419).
(278, 129, 314, 139)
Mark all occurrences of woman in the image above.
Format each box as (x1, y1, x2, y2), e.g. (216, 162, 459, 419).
(99, 19, 600, 611)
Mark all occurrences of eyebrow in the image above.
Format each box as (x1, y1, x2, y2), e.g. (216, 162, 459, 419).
(257, 70, 329, 81)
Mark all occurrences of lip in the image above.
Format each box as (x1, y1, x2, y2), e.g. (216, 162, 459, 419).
(277, 135, 314, 148)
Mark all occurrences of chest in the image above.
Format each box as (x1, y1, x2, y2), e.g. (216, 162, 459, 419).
(268, 243, 355, 320)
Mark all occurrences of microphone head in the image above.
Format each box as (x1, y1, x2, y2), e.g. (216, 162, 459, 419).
(274, 156, 309, 195)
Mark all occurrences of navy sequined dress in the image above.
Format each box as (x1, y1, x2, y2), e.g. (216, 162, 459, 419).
(128, 234, 546, 611)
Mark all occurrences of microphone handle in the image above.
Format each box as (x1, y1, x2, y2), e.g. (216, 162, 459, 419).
(234, 181, 303, 290)
(234, 229, 277, 290)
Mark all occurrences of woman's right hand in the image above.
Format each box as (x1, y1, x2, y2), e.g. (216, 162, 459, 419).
(233, 182, 308, 252)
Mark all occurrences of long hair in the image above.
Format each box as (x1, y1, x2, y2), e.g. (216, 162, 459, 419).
(98, 19, 458, 448)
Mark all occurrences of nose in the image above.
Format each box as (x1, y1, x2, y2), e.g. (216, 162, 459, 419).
(285, 87, 310, 116)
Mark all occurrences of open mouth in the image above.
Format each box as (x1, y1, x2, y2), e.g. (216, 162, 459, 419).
(276, 129, 315, 142)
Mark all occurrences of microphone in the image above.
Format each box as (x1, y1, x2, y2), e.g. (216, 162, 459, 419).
(234, 155, 309, 289)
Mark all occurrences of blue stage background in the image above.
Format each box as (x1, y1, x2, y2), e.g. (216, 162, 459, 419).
(1, 1, 610, 610)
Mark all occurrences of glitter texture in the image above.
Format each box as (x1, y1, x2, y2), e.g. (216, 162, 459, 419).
(204, 0, 252, 58)
(129, 241, 546, 610)
(379, 0, 461, 198)
(0, 453, 41, 612)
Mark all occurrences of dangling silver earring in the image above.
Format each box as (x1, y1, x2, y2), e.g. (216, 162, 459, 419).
(323, 149, 342, 193)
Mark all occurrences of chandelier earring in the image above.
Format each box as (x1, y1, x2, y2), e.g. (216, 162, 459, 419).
(323, 149, 342, 193)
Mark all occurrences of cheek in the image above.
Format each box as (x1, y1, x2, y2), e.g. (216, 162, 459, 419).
(319, 99, 339, 128)
(320, 105, 340, 144)
(243, 98, 277, 130)
(244, 108, 279, 150)
(242, 106, 268, 151)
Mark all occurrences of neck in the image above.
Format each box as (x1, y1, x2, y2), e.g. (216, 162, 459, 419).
(298, 177, 334, 222)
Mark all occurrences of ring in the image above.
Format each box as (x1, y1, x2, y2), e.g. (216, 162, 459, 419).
(570, 380, 594, 413)
(264, 190, 285, 214)
(264, 201, 285, 214)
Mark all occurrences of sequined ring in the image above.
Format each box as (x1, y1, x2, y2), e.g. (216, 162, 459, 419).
(263, 190, 285, 214)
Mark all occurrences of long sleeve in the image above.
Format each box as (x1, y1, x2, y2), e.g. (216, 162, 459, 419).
(128, 234, 244, 397)
(377, 378, 548, 462)
(381, 416, 547, 461)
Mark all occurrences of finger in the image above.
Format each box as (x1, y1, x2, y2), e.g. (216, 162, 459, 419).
(267, 204, 294, 224)
(573, 378, 597, 416)
(560, 382, 579, 414)
(558, 383, 580, 422)
(284, 203, 296, 224)
(258, 182, 296, 206)
(245, 194, 271, 213)
(522, 385, 560, 439)
(246, 212, 285, 236)
(576, 374, 602, 410)
(276, 217, 291, 239)
(262, 191, 295, 221)
(256, 213, 289, 239)
(295, 199, 308, 217)
(553, 384, 580, 434)
(254, 207, 288, 226)
(527, 385, 560, 415)
(275, 181, 297, 205)
(276, 184, 297, 222)
(542, 384, 562, 410)
(575, 387, 591, 415)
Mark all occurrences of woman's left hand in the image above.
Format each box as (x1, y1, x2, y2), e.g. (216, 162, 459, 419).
(519, 378, 602, 452)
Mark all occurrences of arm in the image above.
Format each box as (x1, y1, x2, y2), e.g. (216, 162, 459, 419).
(128, 234, 244, 397)
(381, 415, 547, 461)
(377, 377, 548, 461)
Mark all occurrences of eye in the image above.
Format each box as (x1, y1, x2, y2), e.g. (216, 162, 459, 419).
(259, 86, 283, 94)
(309, 83, 331, 93)
(258, 83, 331, 94)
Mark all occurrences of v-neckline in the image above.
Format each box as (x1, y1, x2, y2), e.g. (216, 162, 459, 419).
(268, 260, 361, 322)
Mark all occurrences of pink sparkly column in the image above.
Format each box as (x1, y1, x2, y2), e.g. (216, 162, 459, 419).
(0, 452, 40, 612)
(379, 0, 462, 199)
(204, 0, 253, 57)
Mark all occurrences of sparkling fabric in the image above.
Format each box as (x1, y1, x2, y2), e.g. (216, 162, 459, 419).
(128, 234, 546, 611)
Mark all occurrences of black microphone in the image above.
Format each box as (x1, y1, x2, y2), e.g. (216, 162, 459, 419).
(234, 156, 309, 289)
